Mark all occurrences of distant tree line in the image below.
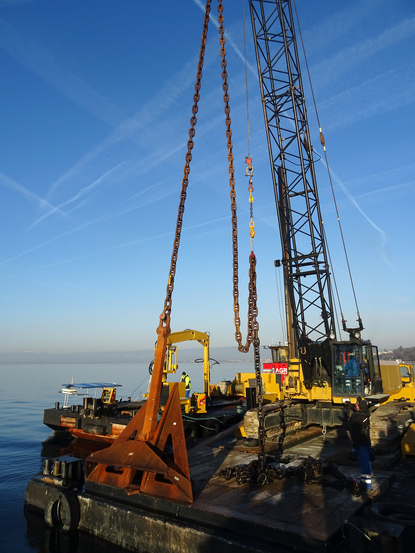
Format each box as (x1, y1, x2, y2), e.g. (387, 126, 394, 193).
(379, 346, 415, 361)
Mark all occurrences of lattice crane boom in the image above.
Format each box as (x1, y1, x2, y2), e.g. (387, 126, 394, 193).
(248, 0, 336, 357)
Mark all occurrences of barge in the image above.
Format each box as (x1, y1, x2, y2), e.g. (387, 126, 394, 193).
(25, 426, 405, 553)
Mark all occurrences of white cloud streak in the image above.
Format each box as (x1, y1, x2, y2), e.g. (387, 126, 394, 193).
(0, 182, 178, 266)
(29, 162, 125, 228)
(43, 55, 201, 202)
(319, 62, 415, 131)
(327, 166, 394, 269)
(312, 16, 415, 88)
(0, 171, 65, 214)
(25, 215, 231, 273)
(0, 17, 124, 127)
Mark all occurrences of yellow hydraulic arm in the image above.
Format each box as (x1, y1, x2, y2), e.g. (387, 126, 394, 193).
(166, 329, 211, 397)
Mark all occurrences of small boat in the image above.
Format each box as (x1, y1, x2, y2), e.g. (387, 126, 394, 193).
(44, 381, 146, 443)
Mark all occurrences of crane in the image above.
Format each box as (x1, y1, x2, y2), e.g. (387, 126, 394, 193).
(247, 0, 385, 428)
(83, 1, 408, 505)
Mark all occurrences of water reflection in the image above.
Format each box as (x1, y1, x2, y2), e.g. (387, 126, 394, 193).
(24, 507, 131, 553)
(40, 432, 109, 461)
(26, 432, 127, 553)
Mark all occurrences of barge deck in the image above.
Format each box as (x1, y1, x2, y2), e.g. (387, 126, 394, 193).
(25, 428, 398, 553)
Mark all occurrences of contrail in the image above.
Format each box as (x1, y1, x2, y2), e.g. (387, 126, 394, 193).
(327, 166, 394, 269)
(0, 171, 66, 215)
(29, 163, 125, 228)
(44, 55, 201, 201)
(0, 184, 178, 266)
(25, 215, 231, 272)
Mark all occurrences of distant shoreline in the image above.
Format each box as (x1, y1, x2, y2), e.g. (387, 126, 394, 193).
(0, 345, 259, 365)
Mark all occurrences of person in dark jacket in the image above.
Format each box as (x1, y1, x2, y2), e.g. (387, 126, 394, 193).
(349, 397, 372, 490)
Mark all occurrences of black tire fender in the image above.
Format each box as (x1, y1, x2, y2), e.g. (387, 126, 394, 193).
(44, 489, 80, 532)
(202, 419, 221, 438)
(183, 421, 198, 441)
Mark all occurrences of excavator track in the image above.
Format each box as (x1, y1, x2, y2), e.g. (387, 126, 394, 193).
(243, 400, 415, 453)
(370, 402, 415, 452)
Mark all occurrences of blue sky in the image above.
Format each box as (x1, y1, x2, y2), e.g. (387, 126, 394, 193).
(0, 0, 414, 355)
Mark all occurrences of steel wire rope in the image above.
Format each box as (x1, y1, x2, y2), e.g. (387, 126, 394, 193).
(129, 373, 152, 400)
(292, 0, 362, 332)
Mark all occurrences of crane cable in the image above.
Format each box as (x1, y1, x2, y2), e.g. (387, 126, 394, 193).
(160, 0, 212, 322)
(292, 0, 362, 332)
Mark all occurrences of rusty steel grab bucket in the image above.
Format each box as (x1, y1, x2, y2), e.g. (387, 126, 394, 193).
(84, 316, 194, 504)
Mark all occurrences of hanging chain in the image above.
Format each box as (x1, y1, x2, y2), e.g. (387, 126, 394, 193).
(160, 0, 212, 322)
(218, 1, 258, 354)
(218, 0, 265, 469)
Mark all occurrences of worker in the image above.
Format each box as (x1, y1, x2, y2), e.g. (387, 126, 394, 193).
(344, 354, 361, 393)
(181, 371, 191, 398)
(344, 354, 360, 377)
(349, 397, 372, 491)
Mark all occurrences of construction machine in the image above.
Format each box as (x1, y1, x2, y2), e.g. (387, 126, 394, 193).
(83, 1, 411, 507)
(242, 0, 415, 448)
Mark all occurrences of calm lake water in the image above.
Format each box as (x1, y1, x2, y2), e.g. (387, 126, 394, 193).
(0, 361, 248, 552)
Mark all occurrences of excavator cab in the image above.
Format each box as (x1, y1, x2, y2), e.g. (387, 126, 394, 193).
(331, 341, 381, 400)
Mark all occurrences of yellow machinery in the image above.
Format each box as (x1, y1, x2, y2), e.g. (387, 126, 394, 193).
(101, 387, 117, 404)
(384, 361, 415, 402)
(147, 329, 212, 416)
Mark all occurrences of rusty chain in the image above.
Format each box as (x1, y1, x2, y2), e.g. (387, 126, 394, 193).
(217, 1, 264, 469)
(219, 458, 362, 496)
(160, 0, 212, 322)
(159, 1, 264, 466)
(217, 1, 259, 354)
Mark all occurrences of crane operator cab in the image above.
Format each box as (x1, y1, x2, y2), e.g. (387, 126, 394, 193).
(332, 340, 381, 401)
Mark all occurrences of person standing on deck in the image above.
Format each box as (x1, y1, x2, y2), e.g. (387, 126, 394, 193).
(181, 371, 191, 398)
(349, 397, 372, 491)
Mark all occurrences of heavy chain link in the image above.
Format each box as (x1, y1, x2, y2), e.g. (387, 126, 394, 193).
(218, 1, 264, 468)
(160, 0, 212, 322)
(219, 458, 362, 496)
(217, 1, 259, 354)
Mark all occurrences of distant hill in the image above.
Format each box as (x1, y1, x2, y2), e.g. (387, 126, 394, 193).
(379, 346, 415, 363)
(0, 345, 257, 365)
(3, 345, 413, 365)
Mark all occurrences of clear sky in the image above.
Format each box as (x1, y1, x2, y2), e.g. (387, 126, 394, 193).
(0, 0, 414, 355)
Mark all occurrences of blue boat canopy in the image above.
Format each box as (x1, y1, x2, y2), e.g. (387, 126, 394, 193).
(62, 382, 122, 389)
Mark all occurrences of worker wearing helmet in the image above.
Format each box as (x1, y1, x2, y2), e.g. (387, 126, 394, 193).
(349, 397, 372, 491)
(181, 371, 191, 398)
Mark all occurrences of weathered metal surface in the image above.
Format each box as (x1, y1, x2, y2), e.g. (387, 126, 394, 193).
(85, 384, 193, 502)
(60, 416, 77, 428)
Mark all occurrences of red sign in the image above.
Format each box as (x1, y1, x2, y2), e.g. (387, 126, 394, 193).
(263, 363, 288, 374)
